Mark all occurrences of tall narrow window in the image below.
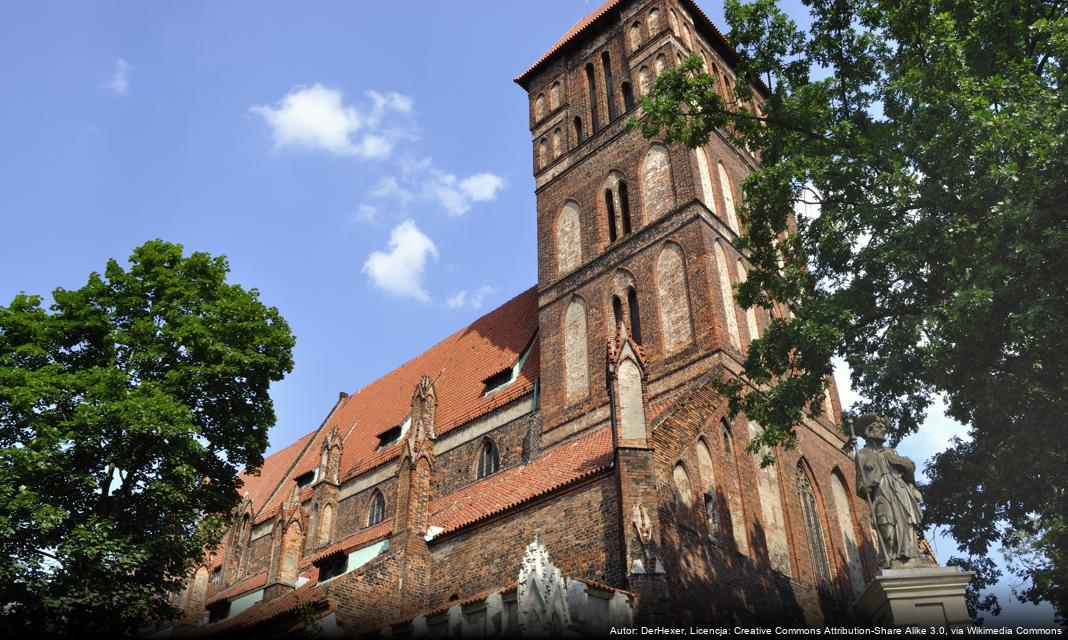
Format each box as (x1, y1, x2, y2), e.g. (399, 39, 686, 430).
(696, 439, 720, 541)
(601, 52, 616, 121)
(367, 490, 385, 527)
(535, 93, 545, 120)
(797, 464, 832, 591)
(318, 503, 334, 547)
(605, 189, 618, 243)
(694, 147, 715, 210)
(717, 162, 739, 232)
(655, 54, 666, 76)
(564, 297, 590, 404)
(641, 145, 673, 219)
(831, 472, 866, 596)
(549, 81, 561, 110)
(477, 440, 500, 478)
(668, 9, 679, 34)
(538, 138, 548, 169)
(573, 116, 583, 143)
(639, 66, 651, 95)
(556, 202, 582, 275)
(749, 421, 791, 574)
(585, 63, 599, 131)
(618, 180, 632, 235)
(713, 242, 741, 349)
(630, 22, 642, 50)
(621, 82, 634, 112)
(626, 287, 643, 345)
(647, 8, 660, 33)
(552, 128, 562, 158)
(722, 421, 750, 555)
(612, 295, 624, 330)
(618, 358, 646, 440)
(737, 260, 760, 343)
(673, 464, 693, 512)
(656, 243, 694, 353)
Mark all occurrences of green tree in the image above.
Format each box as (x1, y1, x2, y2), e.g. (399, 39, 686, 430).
(0, 240, 296, 635)
(632, 0, 1067, 620)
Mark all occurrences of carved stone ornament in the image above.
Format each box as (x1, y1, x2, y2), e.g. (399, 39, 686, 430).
(632, 503, 653, 545)
(854, 413, 926, 568)
(516, 536, 572, 635)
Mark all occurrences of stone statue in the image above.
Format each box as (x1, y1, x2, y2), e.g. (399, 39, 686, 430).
(853, 413, 925, 568)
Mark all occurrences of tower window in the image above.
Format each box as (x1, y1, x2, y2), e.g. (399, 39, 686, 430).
(627, 287, 643, 345)
(601, 51, 616, 121)
(618, 180, 632, 235)
(367, 490, 385, 527)
(621, 82, 634, 112)
(573, 116, 583, 143)
(605, 189, 618, 243)
(612, 295, 624, 330)
(476, 439, 500, 479)
(585, 63, 599, 131)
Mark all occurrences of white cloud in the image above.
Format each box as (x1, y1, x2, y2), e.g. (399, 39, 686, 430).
(422, 170, 505, 216)
(349, 203, 380, 224)
(362, 220, 438, 302)
(459, 173, 505, 202)
(250, 84, 411, 159)
(105, 58, 130, 95)
(445, 285, 495, 310)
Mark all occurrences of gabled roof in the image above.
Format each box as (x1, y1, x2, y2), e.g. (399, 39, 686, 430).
(514, 0, 740, 88)
(237, 285, 540, 525)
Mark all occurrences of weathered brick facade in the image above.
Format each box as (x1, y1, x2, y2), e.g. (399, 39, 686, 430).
(171, 1, 878, 636)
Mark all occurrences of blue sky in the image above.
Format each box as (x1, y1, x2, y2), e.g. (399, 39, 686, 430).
(0, 0, 1053, 626)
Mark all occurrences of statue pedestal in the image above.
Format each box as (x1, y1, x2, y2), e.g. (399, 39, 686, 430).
(855, 566, 974, 629)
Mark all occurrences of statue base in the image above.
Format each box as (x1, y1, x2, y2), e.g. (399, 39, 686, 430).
(855, 566, 974, 629)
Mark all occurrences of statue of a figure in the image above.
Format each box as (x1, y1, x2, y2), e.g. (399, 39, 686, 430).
(853, 413, 925, 568)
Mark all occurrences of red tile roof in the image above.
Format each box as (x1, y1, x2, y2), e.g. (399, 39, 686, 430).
(429, 426, 614, 535)
(514, 0, 740, 87)
(243, 286, 540, 524)
(205, 571, 268, 607)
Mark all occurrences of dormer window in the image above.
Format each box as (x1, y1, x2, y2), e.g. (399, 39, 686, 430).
(316, 553, 348, 583)
(482, 368, 513, 394)
(207, 600, 231, 624)
(376, 425, 402, 450)
(482, 333, 536, 396)
(294, 470, 315, 488)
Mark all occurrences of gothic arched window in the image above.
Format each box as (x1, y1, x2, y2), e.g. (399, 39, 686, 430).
(476, 439, 500, 479)
(601, 51, 616, 121)
(556, 202, 582, 275)
(694, 147, 715, 210)
(550, 81, 561, 110)
(673, 463, 693, 512)
(585, 63, 599, 131)
(713, 241, 741, 349)
(641, 145, 673, 220)
(717, 162, 739, 232)
(564, 297, 590, 404)
(639, 66, 651, 96)
(317, 503, 334, 547)
(630, 21, 643, 50)
(696, 438, 720, 541)
(535, 93, 545, 120)
(627, 286, 643, 345)
(612, 295, 624, 329)
(647, 8, 660, 33)
(367, 490, 385, 527)
(656, 243, 694, 353)
(736, 260, 760, 344)
(797, 463, 832, 591)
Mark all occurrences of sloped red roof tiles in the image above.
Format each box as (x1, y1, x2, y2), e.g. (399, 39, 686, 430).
(430, 426, 614, 535)
(240, 286, 540, 525)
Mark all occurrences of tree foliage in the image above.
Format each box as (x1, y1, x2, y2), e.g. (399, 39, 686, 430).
(632, 0, 1067, 619)
(0, 240, 295, 635)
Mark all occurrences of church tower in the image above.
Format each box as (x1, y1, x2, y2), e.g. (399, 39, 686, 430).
(516, 0, 796, 445)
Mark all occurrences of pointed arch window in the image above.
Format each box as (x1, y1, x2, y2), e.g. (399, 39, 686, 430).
(696, 439, 721, 541)
(639, 66, 651, 96)
(736, 260, 760, 343)
(549, 81, 561, 110)
(618, 180, 632, 234)
(535, 93, 545, 120)
(585, 63, 599, 131)
(605, 188, 618, 243)
(626, 286, 643, 345)
(713, 242, 741, 349)
(555, 202, 582, 275)
(564, 297, 590, 404)
(717, 162, 739, 232)
(367, 490, 385, 527)
(630, 22, 643, 50)
(641, 145, 673, 220)
(573, 116, 583, 144)
(601, 51, 616, 121)
(656, 243, 694, 353)
(476, 439, 500, 479)
(673, 463, 693, 512)
(647, 8, 660, 33)
(612, 295, 624, 329)
(797, 464, 832, 591)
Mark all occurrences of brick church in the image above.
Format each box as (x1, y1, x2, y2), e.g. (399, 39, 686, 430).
(171, 0, 876, 635)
